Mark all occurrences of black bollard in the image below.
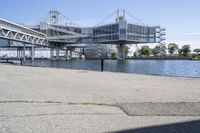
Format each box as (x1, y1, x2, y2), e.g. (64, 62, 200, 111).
(101, 59, 104, 72)
(20, 58, 23, 66)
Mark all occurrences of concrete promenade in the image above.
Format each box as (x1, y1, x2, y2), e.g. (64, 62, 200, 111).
(0, 64, 200, 133)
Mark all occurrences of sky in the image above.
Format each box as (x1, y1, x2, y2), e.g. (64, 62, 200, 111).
(0, 0, 200, 49)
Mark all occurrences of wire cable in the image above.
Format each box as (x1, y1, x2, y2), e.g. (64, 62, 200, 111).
(94, 10, 117, 27)
(33, 13, 49, 25)
(60, 13, 80, 27)
(126, 11, 147, 26)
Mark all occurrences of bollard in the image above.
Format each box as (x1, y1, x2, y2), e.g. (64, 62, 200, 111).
(20, 58, 23, 66)
(101, 59, 104, 72)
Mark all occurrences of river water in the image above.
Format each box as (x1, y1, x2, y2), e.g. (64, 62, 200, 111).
(24, 60, 200, 78)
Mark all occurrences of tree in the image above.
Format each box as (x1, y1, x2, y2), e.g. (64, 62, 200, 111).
(181, 45, 191, 56)
(193, 48, 200, 58)
(178, 49, 183, 56)
(111, 52, 116, 59)
(152, 44, 166, 56)
(168, 43, 178, 55)
(138, 46, 151, 57)
(133, 51, 139, 57)
(194, 48, 200, 54)
(159, 44, 167, 56)
(125, 46, 130, 58)
(152, 45, 160, 56)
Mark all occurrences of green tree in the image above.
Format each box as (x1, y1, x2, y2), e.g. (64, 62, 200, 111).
(178, 49, 183, 56)
(152, 45, 160, 56)
(138, 46, 151, 57)
(111, 52, 116, 59)
(194, 48, 200, 54)
(181, 45, 191, 56)
(168, 43, 178, 55)
(152, 44, 166, 56)
(133, 51, 139, 57)
(193, 48, 200, 58)
(159, 44, 167, 56)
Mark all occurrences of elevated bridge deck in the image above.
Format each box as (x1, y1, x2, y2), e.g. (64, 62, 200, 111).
(0, 18, 47, 46)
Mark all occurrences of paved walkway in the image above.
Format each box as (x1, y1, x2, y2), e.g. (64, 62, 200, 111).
(0, 64, 200, 133)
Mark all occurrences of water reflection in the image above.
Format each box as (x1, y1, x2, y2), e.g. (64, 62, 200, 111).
(24, 60, 200, 78)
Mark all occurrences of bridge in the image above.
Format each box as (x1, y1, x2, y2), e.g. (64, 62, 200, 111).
(0, 18, 46, 45)
(0, 9, 166, 60)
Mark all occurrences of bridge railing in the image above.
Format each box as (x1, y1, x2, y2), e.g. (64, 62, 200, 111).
(0, 18, 47, 46)
(0, 26, 47, 45)
(0, 18, 46, 38)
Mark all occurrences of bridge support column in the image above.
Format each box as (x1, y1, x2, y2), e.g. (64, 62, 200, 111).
(79, 48, 82, 60)
(56, 48, 59, 60)
(17, 48, 20, 59)
(21, 48, 23, 58)
(117, 44, 125, 60)
(50, 48, 54, 59)
(79, 53, 82, 60)
(19, 48, 22, 59)
(70, 50, 73, 59)
(30, 44, 35, 61)
(23, 44, 26, 61)
(66, 50, 68, 60)
(82, 48, 85, 55)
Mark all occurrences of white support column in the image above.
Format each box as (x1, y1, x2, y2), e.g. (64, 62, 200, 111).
(56, 48, 59, 60)
(20, 48, 22, 58)
(17, 48, 19, 59)
(23, 44, 26, 61)
(31, 44, 35, 61)
(79, 48, 82, 60)
(70, 50, 73, 59)
(18, 48, 21, 58)
(66, 50, 68, 60)
(50, 48, 54, 59)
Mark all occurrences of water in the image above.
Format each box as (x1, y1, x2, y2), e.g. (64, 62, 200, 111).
(24, 60, 200, 78)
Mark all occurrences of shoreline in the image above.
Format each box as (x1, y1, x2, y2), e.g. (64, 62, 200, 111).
(1, 61, 200, 78)
(22, 63, 200, 79)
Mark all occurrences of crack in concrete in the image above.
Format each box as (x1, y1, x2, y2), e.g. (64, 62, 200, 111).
(0, 100, 114, 105)
(0, 100, 63, 104)
(0, 113, 123, 118)
(0, 100, 117, 108)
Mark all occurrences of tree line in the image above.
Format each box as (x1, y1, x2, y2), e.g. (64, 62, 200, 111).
(133, 43, 200, 59)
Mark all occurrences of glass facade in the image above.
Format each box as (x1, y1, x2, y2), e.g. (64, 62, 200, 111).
(32, 21, 162, 44)
(93, 24, 119, 43)
(126, 24, 155, 43)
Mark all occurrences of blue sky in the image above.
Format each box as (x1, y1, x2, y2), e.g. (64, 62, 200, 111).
(0, 0, 200, 49)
